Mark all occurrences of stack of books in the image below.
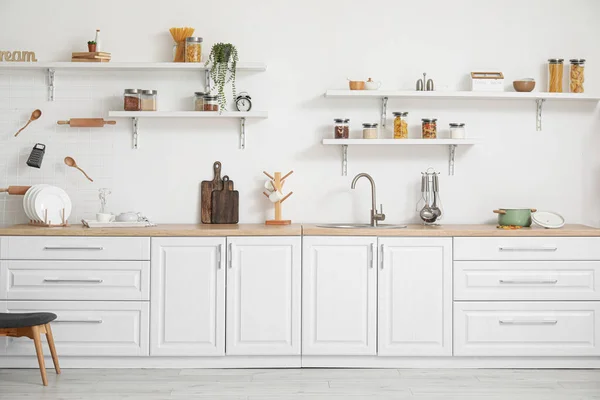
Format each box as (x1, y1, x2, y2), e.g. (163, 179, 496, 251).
(71, 52, 111, 63)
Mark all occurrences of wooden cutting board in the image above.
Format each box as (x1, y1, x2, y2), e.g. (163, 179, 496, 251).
(211, 176, 239, 224)
(57, 118, 116, 128)
(201, 161, 223, 224)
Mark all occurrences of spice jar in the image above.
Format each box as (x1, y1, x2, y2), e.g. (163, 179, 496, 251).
(194, 92, 207, 111)
(548, 59, 564, 93)
(393, 112, 408, 139)
(334, 119, 349, 139)
(569, 59, 585, 93)
(123, 89, 141, 111)
(449, 123, 466, 139)
(362, 123, 378, 139)
(421, 118, 437, 139)
(140, 90, 157, 111)
(185, 37, 203, 62)
(203, 95, 219, 111)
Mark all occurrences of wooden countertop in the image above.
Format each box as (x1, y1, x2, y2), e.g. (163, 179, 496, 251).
(302, 224, 600, 237)
(0, 224, 302, 237)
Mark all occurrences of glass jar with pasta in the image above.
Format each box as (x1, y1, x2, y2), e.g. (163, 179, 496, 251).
(569, 59, 585, 93)
(185, 37, 203, 63)
(421, 118, 437, 139)
(548, 59, 564, 93)
(393, 112, 408, 139)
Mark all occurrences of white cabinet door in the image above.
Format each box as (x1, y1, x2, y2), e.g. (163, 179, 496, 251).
(226, 236, 301, 355)
(378, 238, 452, 356)
(302, 236, 377, 355)
(150, 237, 225, 356)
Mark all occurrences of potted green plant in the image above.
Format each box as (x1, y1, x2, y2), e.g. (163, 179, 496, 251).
(87, 41, 97, 52)
(205, 43, 239, 111)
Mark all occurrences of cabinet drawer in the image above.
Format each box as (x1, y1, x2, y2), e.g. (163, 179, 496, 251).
(454, 301, 600, 356)
(454, 237, 600, 261)
(0, 236, 150, 261)
(0, 261, 149, 301)
(0, 301, 149, 356)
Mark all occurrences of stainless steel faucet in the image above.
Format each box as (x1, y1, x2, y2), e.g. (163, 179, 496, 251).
(351, 173, 385, 227)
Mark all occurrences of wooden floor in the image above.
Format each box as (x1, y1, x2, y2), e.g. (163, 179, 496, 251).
(0, 368, 599, 399)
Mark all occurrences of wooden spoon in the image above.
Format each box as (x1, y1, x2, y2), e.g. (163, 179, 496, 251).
(64, 156, 93, 182)
(14, 109, 42, 137)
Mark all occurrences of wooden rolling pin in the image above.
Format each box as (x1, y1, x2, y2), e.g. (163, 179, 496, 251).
(0, 186, 31, 195)
(57, 118, 116, 128)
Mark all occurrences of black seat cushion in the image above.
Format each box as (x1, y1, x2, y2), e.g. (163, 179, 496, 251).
(0, 312, 57, 329)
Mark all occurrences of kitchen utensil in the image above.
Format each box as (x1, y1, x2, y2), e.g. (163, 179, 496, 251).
(532, 211, 565, 229)
(419, 177, 436, 223)
(33, 186, 72, 225)
(57, 118, 116, 128)
(14, 109, 41, 137)
(96, 213, 115, 223)
(116, 212, 139, 222)
(64, 156, 93, 182)
(426, 78, 435, 91)
(364, 78, 381, 90)
(513, 79, 536, 92)
(431, 174, 442, 219)
(0, 186, 31, 195)
(26, 143, 46, 168)
(416, 174, 427, 212)
(201, 161, 223, 224)
(493, 208, 537, 227)
(211, 176, 239, 224)
(348, 78, 365, 90)
(416, 79, 424, 91)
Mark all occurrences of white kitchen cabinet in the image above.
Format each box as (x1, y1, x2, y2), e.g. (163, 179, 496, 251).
(302, 236, 377, 355)
(150, 237, 225, 356)
(226, 237, 301, 355)
(378, 238, 452, 356)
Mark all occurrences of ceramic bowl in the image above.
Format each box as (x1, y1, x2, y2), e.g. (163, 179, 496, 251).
(513, 79, 536, 92)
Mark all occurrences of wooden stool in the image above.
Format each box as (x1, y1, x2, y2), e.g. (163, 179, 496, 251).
(0, 312, 61, 386)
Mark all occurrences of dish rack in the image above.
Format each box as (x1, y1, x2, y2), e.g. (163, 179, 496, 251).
(29, 208, 69, 227)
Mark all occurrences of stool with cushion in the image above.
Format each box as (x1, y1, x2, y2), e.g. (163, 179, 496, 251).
(0, 312, 61, 386)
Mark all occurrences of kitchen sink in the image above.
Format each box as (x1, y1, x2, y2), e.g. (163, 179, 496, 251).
(316, 223, 407, 229)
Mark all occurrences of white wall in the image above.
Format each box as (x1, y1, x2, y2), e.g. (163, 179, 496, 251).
(0, 0, 599, 226)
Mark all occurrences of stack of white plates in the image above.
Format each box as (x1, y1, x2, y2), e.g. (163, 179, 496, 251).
(23, 185, 72, 225)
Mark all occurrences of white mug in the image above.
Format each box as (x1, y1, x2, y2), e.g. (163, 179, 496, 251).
(264, 180, 275, 192)
(96, 213, 115, 223)
(269, 190, 284, 203)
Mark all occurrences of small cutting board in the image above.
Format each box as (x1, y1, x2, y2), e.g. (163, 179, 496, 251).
(211, 176, 239, 224)
(201, 161, 223, 224)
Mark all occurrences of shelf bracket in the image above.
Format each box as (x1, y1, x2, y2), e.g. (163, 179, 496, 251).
(536, 99, 545, 131)
(380, 97, 388, 128)
(240, 117, 246, 150)
(47, 68, 55, 101)
(205, 71, 211, 93)
(342, 144, 348, 176)
(132, 117, 139, 149)
(448, 144, 457, 176)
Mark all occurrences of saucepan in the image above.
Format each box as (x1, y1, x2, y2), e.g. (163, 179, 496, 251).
(493, 208, 537, 227)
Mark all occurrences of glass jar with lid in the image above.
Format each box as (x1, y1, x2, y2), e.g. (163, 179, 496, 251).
(421, 118, 437, 139)
(569, 59, 585, 93)
(185, 37, 203, 62)
(334, 119, 349, 139)
(203, 95, 219, 111)
(393, 112, 408, 139)
(449, 123, 466, 139)
(140, 90, 157, 111)
(123, 89, 141, 111)
(362, 123, 378, 139)
(548, 58, 564, 92)
(194, 92, 207, 111)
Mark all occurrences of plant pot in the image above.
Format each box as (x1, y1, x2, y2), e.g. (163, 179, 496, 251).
(493, 208, 537, 227)
(215, 47, 231, 64)
(88, 44, 97, 52)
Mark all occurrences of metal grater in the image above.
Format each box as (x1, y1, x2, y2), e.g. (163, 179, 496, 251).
(26, 143, 45, 168)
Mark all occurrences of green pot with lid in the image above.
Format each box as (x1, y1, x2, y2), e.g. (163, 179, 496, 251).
(493, 208, 537, 227)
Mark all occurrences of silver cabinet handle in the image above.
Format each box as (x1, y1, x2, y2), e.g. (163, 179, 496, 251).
(499, 247, 557, 252)
(44, 246, 104, 251)
(499, 320, 558, 325)
(499, 279, 558, 284)
(228, 242, 234, 269)
(217, 244, 223, 269)
(44, 278, 103, 283)
(380, 244, 385, 269)
(54, 319, 103, 324)
(369, 243, 374, 269)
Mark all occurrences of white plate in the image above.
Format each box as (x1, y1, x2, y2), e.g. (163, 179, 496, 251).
(23, 184, 48, 221)
(532, 211, 565, 229)
(33, 186, 72, 224)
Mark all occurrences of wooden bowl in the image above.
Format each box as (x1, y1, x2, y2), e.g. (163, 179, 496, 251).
(513, 80, 536, 92)
(349, 80, 365, 90)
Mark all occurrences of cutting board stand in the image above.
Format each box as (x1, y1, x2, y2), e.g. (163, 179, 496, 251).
(263, 170, 293, 225)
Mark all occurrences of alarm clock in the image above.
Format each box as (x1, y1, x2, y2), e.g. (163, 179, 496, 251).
(235, 92, 252, 112)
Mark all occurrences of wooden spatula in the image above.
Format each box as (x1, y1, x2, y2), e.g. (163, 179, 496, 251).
(57, 118, 116, 128)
